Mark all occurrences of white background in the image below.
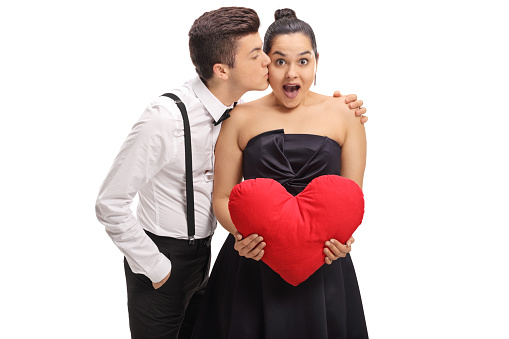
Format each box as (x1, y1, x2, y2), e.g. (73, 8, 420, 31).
(1, 0, 508, 338)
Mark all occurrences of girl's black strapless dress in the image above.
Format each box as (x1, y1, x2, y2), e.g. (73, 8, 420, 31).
(192, 129, 368, 339)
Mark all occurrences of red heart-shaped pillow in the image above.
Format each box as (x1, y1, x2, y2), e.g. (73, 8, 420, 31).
(228, 175, 364, 286)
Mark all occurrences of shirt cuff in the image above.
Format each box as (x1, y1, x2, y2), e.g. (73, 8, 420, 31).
(145, 253, 172, 283)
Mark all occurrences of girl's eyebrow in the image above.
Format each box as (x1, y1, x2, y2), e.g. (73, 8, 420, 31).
(272, 51, 311, 57)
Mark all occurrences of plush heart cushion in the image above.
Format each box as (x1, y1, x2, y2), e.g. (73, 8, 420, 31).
(228, 175, 364, 286)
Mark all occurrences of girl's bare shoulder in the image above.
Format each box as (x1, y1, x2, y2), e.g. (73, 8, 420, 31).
(230, 95, 273, 121)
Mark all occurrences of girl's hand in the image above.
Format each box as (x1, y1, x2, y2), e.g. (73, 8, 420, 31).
(324, 236, 355, 264)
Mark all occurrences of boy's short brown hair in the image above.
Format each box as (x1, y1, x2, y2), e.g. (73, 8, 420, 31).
(189, 7, 260, 83)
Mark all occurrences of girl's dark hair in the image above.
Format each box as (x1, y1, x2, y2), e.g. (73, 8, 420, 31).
(263, 8, 318, 56)
(189, 7, 260, 82)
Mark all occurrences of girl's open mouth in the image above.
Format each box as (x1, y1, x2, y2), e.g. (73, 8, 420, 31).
(283, 84, 300, 99)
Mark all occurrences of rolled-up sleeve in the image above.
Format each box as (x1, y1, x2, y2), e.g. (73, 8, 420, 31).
(96, 103, 176, 283)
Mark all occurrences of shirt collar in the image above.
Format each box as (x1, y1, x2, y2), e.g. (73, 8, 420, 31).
(191, 76, 233, 123)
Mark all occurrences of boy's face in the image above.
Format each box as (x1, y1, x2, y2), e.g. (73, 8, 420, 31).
(227, 33, 271, 92)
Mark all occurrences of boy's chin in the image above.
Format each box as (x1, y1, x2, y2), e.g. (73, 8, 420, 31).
(255, 81, 270, 91)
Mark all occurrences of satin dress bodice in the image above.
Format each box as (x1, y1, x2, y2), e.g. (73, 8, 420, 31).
(243, 129, 342, 196)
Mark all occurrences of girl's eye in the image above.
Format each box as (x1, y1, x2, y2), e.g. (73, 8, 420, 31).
(276, 59, 286, 66)
(252, 54, 259, 60)
(299, 59, 309, 65)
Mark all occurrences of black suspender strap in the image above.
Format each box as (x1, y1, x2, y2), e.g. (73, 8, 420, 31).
(161, 93, 196, 244)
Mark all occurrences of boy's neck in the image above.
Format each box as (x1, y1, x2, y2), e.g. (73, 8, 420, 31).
(205, 78, 244, 107)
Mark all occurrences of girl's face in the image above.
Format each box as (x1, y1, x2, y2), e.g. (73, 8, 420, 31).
(267, 33, 318, 109)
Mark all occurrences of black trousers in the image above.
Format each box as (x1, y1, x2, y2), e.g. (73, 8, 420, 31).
(124, 231, 211, 339)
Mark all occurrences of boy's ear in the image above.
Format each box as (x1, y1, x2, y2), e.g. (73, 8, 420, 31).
(212, 63, 229, 80)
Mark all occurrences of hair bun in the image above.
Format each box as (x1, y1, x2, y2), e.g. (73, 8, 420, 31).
(274, 8, 297, 21)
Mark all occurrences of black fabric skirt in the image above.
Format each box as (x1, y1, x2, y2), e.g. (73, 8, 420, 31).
(191, 234, 368, 339)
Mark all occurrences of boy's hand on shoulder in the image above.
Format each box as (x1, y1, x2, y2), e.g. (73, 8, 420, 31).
(332, 91, 368, 124)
